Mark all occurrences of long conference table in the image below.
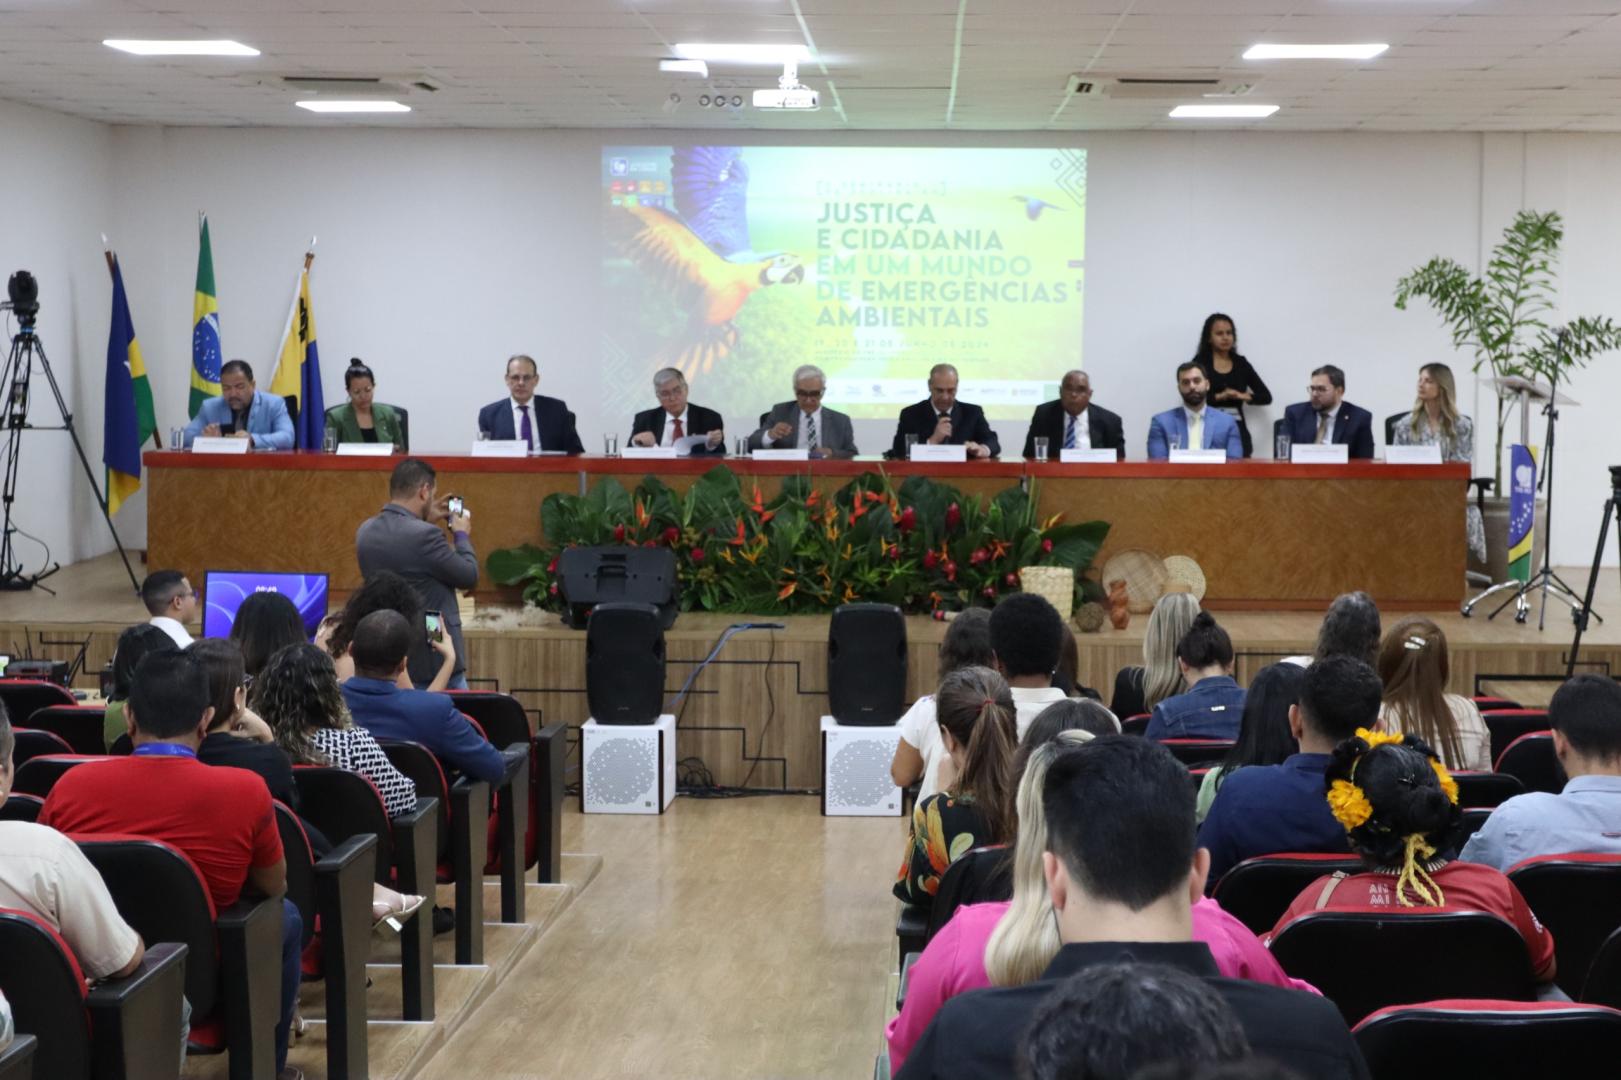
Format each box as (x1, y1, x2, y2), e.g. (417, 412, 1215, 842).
(144, 451, 1468, 610)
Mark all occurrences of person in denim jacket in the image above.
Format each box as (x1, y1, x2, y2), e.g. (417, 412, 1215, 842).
(1145, 612, 1245, 741)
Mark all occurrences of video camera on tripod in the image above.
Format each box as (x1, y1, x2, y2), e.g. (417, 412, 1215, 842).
(2, 271, 38, 427)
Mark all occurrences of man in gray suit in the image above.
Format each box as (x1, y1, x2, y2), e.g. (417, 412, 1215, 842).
(747, 364, 859, 458)
(355, 458, 477, 690)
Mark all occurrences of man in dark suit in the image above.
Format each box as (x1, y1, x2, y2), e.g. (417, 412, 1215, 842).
(1282, 364, 1375, 458)
(355, 458, 478, 690)
(889, 363, 1000, 458)
(628, 367, 724, 455)
(340, 610, 506, 784)
(475, 354, 585, 453)
(747, 364, 859, 458)
(897, 736, 1368, 1080)
(1020, 369, 1125, 459)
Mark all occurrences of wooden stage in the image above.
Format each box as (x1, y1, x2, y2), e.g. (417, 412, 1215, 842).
(8, 553, 1617, 790)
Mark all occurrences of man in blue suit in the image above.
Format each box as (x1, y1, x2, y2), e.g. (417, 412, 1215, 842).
(340, 609, 507, 784)
(475, 354, 585, 453)
(1147, 362, 1243, 459)
(1281, 365, 1375, 459)
(182, 359, 295, 449)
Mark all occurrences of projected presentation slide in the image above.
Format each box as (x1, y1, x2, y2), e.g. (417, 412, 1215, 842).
(601, 146, 1086, 420)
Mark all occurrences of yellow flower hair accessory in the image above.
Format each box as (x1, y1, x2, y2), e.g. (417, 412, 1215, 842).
(1430, 758, 1460, 805)
(1355, 727, 1405, 751)
(1327, 779, 1373, 831)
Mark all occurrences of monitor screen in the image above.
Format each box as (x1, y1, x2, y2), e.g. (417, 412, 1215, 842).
(203, 571, 329, 640)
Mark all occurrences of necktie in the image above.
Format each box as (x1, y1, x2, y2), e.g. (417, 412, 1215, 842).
(1189, 411, 1203, 450)
(672, 416, 684, 445)
(806, 413, 818, 449)
(519, 404, 533, 450)
(1063, 416, 1077, 450)
(1315, 412, 1330, 444)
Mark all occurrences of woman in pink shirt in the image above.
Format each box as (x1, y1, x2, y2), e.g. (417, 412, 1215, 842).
(886, 732, 1316, 1073)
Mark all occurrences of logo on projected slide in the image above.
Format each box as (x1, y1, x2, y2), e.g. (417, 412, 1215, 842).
(609, 157, 629, 176)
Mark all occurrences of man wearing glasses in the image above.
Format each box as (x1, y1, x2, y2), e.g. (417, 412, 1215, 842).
(747, 364, 859, 458)
(476, 354, 585, 453)
(141, 569, 197, 647)
(629, 368, 725, 455)
(1281, 365, 1375, 459)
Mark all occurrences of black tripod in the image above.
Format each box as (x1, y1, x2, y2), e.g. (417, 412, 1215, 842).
(1568, 465, 1621, 677)
(0, 300, 139, 594)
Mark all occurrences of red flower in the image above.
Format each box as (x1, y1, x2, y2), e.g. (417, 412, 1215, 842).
(897, 506, 917, 532)
(922, 550, 940, 570)
(969, 547, 989, 566)
(613, 524, 626, 542)
(546, 557, 558, 574)
(643, 540, 656, 548)
(662, 526, 680, 545)
(690, 546, 706, 563)
(1041, 538, 1054, 554)
(549, 582, 559, 596)
(944, 560, 958, 582)
(1004, 572, 1019, 588)
(945, 503, 962, 530)
(889, 545, 902, 562)
(982, 585, 997, 600)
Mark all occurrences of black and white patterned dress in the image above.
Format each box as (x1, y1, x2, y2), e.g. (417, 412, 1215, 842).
(309, 725, 417, 819)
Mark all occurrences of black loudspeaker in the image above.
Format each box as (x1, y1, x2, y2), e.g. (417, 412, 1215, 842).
(828, 603, 907, 726)
(586, 603, 667, 725)
(556, 546, 679, 630)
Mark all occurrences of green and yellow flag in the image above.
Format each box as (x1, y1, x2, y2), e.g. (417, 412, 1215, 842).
(189, 215, 222, 417)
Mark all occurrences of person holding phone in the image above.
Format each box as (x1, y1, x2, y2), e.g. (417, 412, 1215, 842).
(319, 576, 457, 691)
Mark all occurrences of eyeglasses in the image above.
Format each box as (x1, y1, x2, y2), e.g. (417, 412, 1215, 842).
(1308, 384, 1334, 394)
(506, 373, 537, 383)
(794, 388, 824, 399)
(655, 387, 686, 400)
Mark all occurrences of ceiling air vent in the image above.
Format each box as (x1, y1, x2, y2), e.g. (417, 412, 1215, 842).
(259, 75, 443, 95)
(1067, 76, 1256, 100)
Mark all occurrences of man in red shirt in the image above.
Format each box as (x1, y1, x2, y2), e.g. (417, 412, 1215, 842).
(42, 650, 303, 1080)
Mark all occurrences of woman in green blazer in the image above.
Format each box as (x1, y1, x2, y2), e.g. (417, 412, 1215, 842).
(325, 359, 406, 450)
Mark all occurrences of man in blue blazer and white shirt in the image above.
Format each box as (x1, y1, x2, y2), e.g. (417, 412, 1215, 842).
(476, 354, 585, 453)
(1281, 365, 1375, 459)
(182, 359, 295, 449)
(1147, 362, 1243, 459)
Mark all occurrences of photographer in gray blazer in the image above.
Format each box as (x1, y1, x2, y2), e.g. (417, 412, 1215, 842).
(747, 364, 859, 458)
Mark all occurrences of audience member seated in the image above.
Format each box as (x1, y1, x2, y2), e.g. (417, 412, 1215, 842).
(988, 593, 1072, 737)
(1017, 961, 1252, 1080)
(892, 608, 994, 802)
(341, 610, 505, 784)
(1198, 656, 1379, 884)
(1145, 613, 1244, 740)
(0, 989, 8, 1051)
(1306, 591, 1381, 668)
(887, 731, 1315, 1073)
(1052, 622, 1102, 701)
(1112, 592, 1201, 720)
(1020, 700, 1120, 758)
(1197, 663, 1305, 823)
(1376, 616, 1489, 771)
(253, 644, 417, 820)
(1462, 674, 1621, 871)
(894, 666, 1018, 911)
(39, 650, 302, 1078)
(102, 623, 179, 750)
(141, 569, 196, 647)
(190, 638, 295, 806)
(318, 569, 456, 691)
(0, 705, 146, 981)
(229, 591, 310, 681)
(1267, 729, 1556, 988)
(895, 736, 1365, 1080)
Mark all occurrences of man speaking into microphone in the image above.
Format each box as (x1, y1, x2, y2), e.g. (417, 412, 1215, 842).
(888, 363, 999, 459)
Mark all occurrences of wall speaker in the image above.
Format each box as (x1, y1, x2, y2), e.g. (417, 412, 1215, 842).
(827, 602, 907, 726)
(557, 546, 678, 629)
(586, 602, 666, 725)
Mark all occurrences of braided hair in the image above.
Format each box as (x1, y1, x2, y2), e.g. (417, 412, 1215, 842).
(1325, 730, 1460, 907)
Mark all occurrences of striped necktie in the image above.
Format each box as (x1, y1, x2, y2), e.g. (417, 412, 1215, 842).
(1064, 415, 1077, 450)
(806, 413, 818, 449)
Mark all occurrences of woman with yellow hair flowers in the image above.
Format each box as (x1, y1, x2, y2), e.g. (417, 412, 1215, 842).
(1264, 729, 1558, 989)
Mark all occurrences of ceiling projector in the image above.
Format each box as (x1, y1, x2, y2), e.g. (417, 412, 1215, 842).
(754, 59, 819, 110)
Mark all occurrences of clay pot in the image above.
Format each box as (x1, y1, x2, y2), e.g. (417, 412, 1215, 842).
(1107, 580, 1131, 630)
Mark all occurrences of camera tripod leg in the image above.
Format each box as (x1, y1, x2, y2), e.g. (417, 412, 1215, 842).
(1568, 496, 1621, 678)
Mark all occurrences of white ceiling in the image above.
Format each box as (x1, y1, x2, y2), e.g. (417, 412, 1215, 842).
(1, 0, 1620, 131)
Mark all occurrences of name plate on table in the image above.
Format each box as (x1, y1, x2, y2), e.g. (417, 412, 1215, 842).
(752, 448, 810, 461)
(910, 444, 968, 463)
(1386, 445, 1444, 465)
(471, 440, 529, 458)
(335, 443, 395, 456)
(1291, 444, 1350, 465)
(190, 437, 250, 455)
(622, 446, 678, 460)
(1169, 448, 1227, 464)
(1060, 448, 1118, 464)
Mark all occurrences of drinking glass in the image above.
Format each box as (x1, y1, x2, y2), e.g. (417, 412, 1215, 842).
(322, 430, 338, 453)
(603, 433, 618, 457)
(169, 427, 184, 450)
(1033, 436, 1049, 463)
(904, 433, 918, 459)
(1275, 432, 1292, 461)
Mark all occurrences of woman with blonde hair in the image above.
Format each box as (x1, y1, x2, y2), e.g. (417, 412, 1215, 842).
(1376, 616, 1490, 771)
(1393, 362, 1485, 562)
(1111, 592, 1201, 719)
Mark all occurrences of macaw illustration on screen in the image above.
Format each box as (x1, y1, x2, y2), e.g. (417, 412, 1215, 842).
(607, 146, 804, 375)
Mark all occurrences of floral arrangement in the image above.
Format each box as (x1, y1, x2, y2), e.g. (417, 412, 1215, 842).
(486, 465, 1109, 615)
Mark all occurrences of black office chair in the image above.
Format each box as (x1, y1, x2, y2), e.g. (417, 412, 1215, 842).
(284, 395, 299, 428)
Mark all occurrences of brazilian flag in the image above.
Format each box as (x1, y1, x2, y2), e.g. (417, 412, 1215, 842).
(190, 215, 222, 417)
(103, 256, 157, 516)
(1506, 444, 1536, 582)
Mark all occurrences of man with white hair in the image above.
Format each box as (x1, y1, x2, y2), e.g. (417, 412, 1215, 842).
(890, 363, 999, 459)
(629, 367, 725, 454)
(747, 364, 858, 458)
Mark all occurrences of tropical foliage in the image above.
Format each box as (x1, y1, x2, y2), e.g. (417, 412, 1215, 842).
(486, 465, 1109, 615)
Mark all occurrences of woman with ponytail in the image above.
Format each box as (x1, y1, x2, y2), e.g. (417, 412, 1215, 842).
(1267, 729, 1556, 986)
(324, 359, 407, 450)
(894, 666, 1018, 908)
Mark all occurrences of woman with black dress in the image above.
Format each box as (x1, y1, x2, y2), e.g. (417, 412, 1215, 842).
(1193, 312, 1271, 458)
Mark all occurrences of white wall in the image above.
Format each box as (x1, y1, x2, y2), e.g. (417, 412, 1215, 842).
(16, 118, 1621, 569)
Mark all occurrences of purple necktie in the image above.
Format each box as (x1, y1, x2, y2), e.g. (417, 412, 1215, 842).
(519, 404, 533, 450)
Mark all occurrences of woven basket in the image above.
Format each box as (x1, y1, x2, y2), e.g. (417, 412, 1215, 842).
(1100, 548, 1169, 614)
(1019, 565, 1075, 618)
(1162, 555, 1207, 602)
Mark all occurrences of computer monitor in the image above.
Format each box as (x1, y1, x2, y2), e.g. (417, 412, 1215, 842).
(202, 570, 330, 640)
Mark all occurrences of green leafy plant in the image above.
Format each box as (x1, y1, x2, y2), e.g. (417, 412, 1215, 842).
(1395, 209, 1621, 487)
(486, 465, 1110, 616)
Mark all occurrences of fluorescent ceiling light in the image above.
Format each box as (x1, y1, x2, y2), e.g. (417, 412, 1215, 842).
(1243, 43, 1388, 60)
(673, 43, 810, 64)
(103, 39, 259, 57)
(660, 58, 710, 77)
(295, 100, 410, 114)
(1169, 104, 1280, 119)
